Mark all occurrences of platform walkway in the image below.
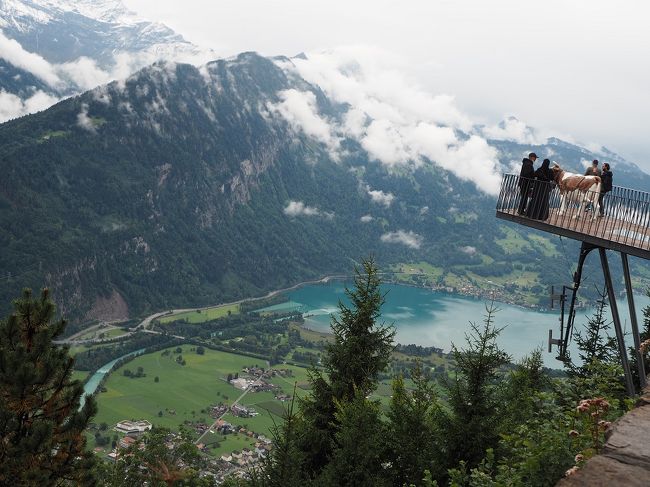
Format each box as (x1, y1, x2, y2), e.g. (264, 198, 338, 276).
(496, 174, 650, 260)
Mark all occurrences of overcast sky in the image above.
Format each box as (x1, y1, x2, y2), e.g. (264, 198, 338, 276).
(124, 0, 650, 170)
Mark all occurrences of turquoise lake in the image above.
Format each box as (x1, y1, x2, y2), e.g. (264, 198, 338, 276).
(267, 282, 650, 367)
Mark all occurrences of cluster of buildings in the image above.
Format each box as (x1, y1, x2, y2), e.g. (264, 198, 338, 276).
(229, 366, 281, 393)
(106, 419, 153, 461)
(231, 404, 257, 418)
(113, 419, 152, 437)
(219, 440, 272, 466)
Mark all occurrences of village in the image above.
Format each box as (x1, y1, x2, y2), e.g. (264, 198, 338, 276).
(98, 364, 296, 482)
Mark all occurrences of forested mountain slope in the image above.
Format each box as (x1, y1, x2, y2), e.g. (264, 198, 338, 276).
(1, 52, 647, 328)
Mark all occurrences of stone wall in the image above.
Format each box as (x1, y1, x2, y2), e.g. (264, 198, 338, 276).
(557, 380, 650, 487)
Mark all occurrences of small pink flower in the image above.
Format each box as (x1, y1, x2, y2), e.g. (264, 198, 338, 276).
(565, 466, 580, 477)
(598, 420, 612, 430)
(640, 339, 650, 354)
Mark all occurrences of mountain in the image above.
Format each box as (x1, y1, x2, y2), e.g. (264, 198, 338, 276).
(1, 51, 648, 331)
(0, 0, 214, 120)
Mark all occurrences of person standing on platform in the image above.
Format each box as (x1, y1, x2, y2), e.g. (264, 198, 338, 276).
(527, 158, 554, 220)
(585, 159, 601, 177)
(598, 162, 612, 217)
(517, 152, 537, 215)
(584, 160, 601, 212)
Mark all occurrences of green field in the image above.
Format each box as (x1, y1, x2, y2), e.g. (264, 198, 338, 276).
(158, 303, 241, 324)
(68, 342, 112, 358)
(389, 262, 444, 280)
(93, 346, 311, 453)
(205, 431, 257, 457)
(71, 370, 90, 384)
(527, 234, 560, 257)
(93, 346, 261, 431)
(75, 327, 128, 341)
(495, 226, 533, 254)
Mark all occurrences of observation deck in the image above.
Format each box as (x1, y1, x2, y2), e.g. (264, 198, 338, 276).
(495, 174, 650, 260)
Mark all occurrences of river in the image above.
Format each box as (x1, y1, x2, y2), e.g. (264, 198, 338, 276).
(261, 281, 650, 367)
(79, 348, 145, 410)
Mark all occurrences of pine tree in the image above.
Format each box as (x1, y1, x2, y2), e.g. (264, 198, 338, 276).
(442, 303, 510, 471)
(295, 257, 395, 479)
(570, 291, 618, 377)
(0, 288, 96, 486)
(318, 391, 390, 487)
(387, 362, 442, 486)
(562, 291, 625, 402)
(325, 257, 395, 400)
(249, 387, 304, 487)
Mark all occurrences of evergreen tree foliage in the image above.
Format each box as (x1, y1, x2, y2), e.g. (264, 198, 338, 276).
(289, 257, 395, 481)
(248, 388, 304, 487)
(318, 391, 391, 487)
(630, 287, 650, 387)
(561, 293, 626, 406)
(499, 349, 549, 436)
(0, 288, 96, 486)
(387, 362, 442, 486)
(325, 257, 396, 400)
(442, 304, 510, 470)
(567, 291, 618, 378)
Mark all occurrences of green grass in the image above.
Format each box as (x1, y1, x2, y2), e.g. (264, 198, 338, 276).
(291, 324, 333, 346)
(256, 400, 288, 417)
(68, 342, 112, 358)
(453, 212, 478, 223)
(71, 370, 90, 384)
(389, 262, 444, 280)
(92, 346, 312, 454)
(207, 432, 257, 457)
(158, 303, 240, 324)
(527, 234, 560, 257)
(93, 347, 262, 433)
(75, 327, 128, 341)
(495, 226, 532, 254)
(38, 130, 68, 142)
(271, 363, 312, 393)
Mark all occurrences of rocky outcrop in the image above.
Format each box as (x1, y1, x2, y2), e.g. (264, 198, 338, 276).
(85, 290, 129, 322)
(557, 378, 650, 486)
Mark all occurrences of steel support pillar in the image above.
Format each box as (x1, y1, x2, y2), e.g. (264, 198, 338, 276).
(599, 248, 635, 396)
(561, 242, 597, 359)
(621, 252, 646, 389)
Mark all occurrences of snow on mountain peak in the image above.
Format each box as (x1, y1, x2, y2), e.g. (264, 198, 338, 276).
(0, 0, 136, 26)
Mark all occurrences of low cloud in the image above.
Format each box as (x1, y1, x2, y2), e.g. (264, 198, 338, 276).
(76, 103, 96, 132)
(366, 186, 395, 207)
(268, 89, 340, 156)
(0, 89, 60, 122)
(58, 57, 112, 90)
(360, 214, 373, 222)
(481, 116, 545, 145)
(380, 230, 423, 249)
(0, 32, 61, 87)
(280, 48, 503, 195)
(283, 200, 333, 219)
(0, 30, 217, 120)
(460, 245, 477, 255)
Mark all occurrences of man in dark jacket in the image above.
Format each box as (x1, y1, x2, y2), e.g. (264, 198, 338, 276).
(517, 152, 537, 214)
(598, 162, 612, 217)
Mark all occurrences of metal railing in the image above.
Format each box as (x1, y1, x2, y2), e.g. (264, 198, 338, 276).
(496, 174, 650, 252)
